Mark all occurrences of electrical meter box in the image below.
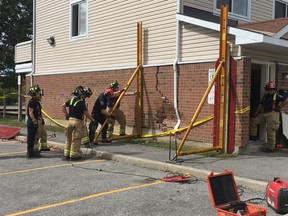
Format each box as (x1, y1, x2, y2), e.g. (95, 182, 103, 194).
(207, 170, 267, 216)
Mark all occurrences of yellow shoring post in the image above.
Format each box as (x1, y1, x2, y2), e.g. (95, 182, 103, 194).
(136, 22, 143, 137)
(93, 65, 141, 143)
(176, 61, 223, 156)
(217, 4, 228, 152)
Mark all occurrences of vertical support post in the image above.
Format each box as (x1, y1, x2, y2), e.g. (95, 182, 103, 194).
(217, 5, 228, 152)
(3, 92, 6, 119)
(18, 75, 23, 121)
(136, 22, 143, 137)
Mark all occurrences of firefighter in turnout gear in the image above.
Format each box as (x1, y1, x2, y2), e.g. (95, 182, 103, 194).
(61, 86, 95, 161)
(107, 81, 126, 138)
(26, 85, 42, 158)
(107, 80, 136, 138)
(34, 93, 50, 152)
(89, 88, 121, 144)
(81, 86, 93, 144)
(249, 82, 288, 152)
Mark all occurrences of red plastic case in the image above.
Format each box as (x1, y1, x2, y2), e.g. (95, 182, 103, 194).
(207, 170, 267, 216)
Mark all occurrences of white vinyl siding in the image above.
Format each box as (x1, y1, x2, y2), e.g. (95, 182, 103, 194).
(242, 47, 288, 64)
(183, 0, 273, 23)
(183, 0, 213, 12)
(180, 24, 219, 61)
(35, 0, 177, 74)
(180, 23, 237, 62)
(250, 0, 273, 22)
(15, 41, 32, 63)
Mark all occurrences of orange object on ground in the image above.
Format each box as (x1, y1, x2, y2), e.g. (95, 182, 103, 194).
(162, 173, 191, 183)
(207, 170, 267, 216)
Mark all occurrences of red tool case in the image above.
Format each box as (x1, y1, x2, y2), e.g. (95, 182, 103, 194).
(207, 170, 267, 216)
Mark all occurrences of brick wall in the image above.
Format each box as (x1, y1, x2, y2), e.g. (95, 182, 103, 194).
(26, 59, 254, 148)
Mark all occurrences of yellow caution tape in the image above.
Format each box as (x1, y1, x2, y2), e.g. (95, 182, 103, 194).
(234, 106, 250, 114)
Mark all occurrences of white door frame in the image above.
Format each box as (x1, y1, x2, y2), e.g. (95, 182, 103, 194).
(252, 61, 276, 141)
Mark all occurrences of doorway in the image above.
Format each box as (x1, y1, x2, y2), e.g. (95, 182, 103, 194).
(250, 63, 275, 141)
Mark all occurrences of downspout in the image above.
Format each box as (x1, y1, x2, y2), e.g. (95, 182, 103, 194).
(30, 0, 36, 86)
(173, 0, 181, 130)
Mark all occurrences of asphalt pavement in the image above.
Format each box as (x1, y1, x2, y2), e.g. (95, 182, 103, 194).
(15, 128, 288, 193)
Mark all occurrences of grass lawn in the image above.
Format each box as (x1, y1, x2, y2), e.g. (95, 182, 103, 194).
(0, 118, 65, 133)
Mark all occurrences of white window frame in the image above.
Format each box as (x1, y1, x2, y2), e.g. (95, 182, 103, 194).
(213, 0, 251, 21)
(274, 0, 288, 19)
(70, 0, 88, 39)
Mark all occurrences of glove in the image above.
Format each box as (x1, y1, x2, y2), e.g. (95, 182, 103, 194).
(32, 119, 38, 127)
(110, 115, 116, 120)
(42, 119, 45, 125)
(65, 114, 69, 120)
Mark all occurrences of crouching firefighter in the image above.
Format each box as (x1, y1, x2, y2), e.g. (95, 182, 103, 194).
(61, 86, 95, 161)
(26, 85, 42, 158)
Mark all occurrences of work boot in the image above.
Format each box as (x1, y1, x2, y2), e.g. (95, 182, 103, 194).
(27, 151, 41, 158)
(69, 156, 83, 161)
(61, 156, 70, 161)
(249, 135, 258, 141)
(102, 139, 111, 143)
(262, 147, 275, 153)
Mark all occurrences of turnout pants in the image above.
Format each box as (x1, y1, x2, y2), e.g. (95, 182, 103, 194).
(250, 111, 280, 150)
(107, 107, 126, 138)
(34, 119, 48, 151)
(64, 118, 84, 158)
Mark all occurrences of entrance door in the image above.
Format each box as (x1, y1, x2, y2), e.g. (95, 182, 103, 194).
(250, 63, 275, 141)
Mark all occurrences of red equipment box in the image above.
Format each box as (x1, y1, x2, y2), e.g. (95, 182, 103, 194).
(266, 178, 288, 214)
(207, 170, 267, 216)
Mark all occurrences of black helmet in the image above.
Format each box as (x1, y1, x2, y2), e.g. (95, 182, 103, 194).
(72, 86, 84, 97)
(29, 85, 41, 97)
(110, 80, 119, 89)
(83, 87, 92, 98)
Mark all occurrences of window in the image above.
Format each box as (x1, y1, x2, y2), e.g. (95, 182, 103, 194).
(275, 0, 288, 19)
(215, 0, 250, 20)
(70, 0, 87, 38)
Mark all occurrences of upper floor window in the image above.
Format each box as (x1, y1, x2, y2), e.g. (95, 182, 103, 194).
(70, 0, 87, 38)
(214, 0, 250, 21)
(275, 0, 288, 19)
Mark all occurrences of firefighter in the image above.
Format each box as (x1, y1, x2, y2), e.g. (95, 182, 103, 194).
(26, 85, 42, 158)
(89, 88, 121, 145)
(61, 86, 95, 161)
(249, 82, 288, 152)
(81, 86, 93, 144)
(34, 92, 50, 152)
(107, 80, 136, 138)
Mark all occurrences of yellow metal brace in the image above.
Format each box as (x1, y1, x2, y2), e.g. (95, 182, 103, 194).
(175, 4, 229, 157)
